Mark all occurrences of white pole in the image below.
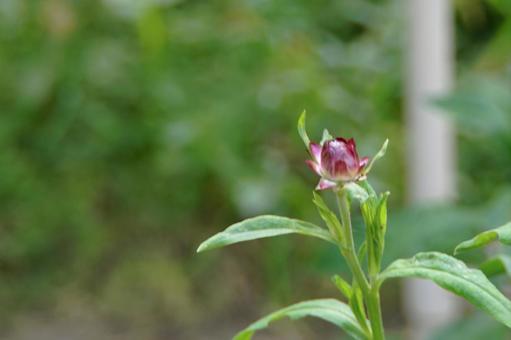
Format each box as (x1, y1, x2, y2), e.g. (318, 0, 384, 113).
(404, 0, 459, 338)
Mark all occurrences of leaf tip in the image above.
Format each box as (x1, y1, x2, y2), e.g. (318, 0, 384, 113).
(381, 191, 391, 198)
(364, 138, 390, 175)
(297, 110, 306, 129)
(377, 139, 389, 159)
(321, 129, 333, 144)
(383, 138, 389, 148)
(453, 244, 466, 256)
(196, 242, 208, 253)
(297, 110, 310, 147)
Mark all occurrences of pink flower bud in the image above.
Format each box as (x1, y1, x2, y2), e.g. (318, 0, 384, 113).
(306, 138, 369, 190)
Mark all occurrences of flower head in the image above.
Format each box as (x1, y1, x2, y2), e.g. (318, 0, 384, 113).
(306, 137, 368, 190)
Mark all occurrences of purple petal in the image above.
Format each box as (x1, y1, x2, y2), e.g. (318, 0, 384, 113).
(336, 137, 349, 144)
(305, 160, 321, 176)
(315, 179, 337, 191)
(309, 142, 321, 163)
(359, 156, 369, 171)
(344, 138, 358, 159)
(333, 160, 348, 177)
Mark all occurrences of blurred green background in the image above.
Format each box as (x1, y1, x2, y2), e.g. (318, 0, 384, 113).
(0, 0, 510, 339)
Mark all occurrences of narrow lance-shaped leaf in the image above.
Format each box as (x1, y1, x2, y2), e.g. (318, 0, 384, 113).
(362, 139, 388, 175)
(233, 299, 368, 340)
(379, 252, 511, 328)
(349, 280, 371, 337)
(454, 222, 511, 255)
(313, 192, 343, 243)
(321, 128, 334, 144)
(361, 190, 389, 276)
(332, 275, 353, 300)
(197, 215, 335, 252)
(297, 110, 310, 149)
(361, 198, 378, 276)
(376, 192, 390, 237)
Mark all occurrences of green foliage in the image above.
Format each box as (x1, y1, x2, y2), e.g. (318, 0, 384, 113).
(197, 215, 335, 252)
(383, 191, 511, 262)
(345, 182, 370, 204)
(297, 110, 310, 149)
(332, 274, 353, 299)
(1, 0, 510, 337)
(380, 252, 511, 328)
(455, 222, 511, 254)
(430, 313, 508, 340)
(232, 299, 367, 340)
(349, 281, 371, 337)
(313, 192, 343, 243)
(363, 139, 389, 176)
(480, 255, 511, 277)
(361, 191, 390, 276)
(0, 0, 405, 330)
(321, 129, 334, 145)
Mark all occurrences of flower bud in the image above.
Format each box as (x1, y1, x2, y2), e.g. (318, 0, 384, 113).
(306, 138, 368, 190)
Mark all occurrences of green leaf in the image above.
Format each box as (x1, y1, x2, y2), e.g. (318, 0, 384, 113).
(332, 275, 353, 300)
(361, 191, 389, 276)
(312, 192, 342, 242)
(358, 179, 377, 198)
(233, 299, 368, 340)
(376, 192, 390, 236)
(321, 129, 333, 144)
(297, 110, 310, 149)
(363, 139, 388, 175)
(380, 252, 511, 328)
(431, 312, 509, 340)
(349, 281, 370, 336)
(357, 241, 367, 263)
(197, 215, 336, 252)
(480, 255, 511, 278)
(344, 182, 369, 204)
(454, 222, 511, 255)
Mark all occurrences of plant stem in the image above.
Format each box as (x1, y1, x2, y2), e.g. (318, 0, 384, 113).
(367, 287, 385, 340)
(336, 188, 385, 340)
(336, 190, 368, 288)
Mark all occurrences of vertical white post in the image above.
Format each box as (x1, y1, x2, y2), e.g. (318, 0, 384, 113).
(404, 0, 459, 338)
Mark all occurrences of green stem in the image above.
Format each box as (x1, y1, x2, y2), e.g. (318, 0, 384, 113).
(336, 188, 385, 340)
(366, 287, 385, 340)
(336, 190, 369, 292)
